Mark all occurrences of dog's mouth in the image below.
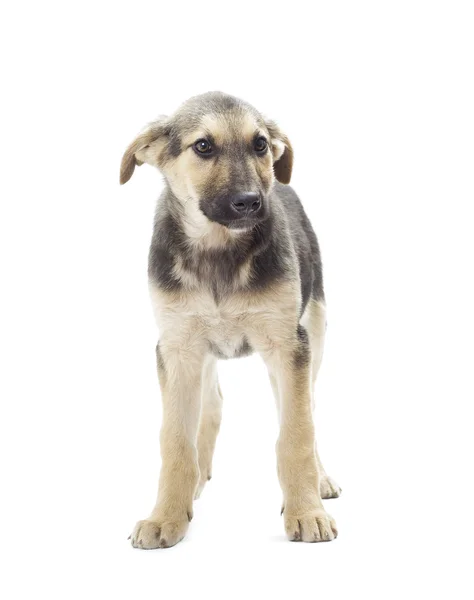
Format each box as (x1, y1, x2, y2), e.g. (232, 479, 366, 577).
(226, 214, 265, 230)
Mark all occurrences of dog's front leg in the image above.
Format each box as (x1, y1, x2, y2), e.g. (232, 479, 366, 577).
(130, 340, 204, 549)
(267, 328, 338, 543)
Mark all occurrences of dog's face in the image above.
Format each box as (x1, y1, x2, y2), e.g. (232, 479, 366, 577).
(120, 92, 293, 231)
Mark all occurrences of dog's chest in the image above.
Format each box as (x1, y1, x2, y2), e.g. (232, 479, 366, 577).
(153, 287, 257, 359)
(151, 281, 299, 360)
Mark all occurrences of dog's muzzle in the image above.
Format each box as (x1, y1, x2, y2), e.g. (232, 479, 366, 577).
(200, 192, 265, 227)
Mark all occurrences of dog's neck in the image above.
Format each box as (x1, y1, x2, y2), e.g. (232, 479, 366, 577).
(150, 188, 274, 300)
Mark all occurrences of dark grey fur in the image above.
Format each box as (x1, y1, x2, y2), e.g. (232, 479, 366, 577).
(148, 181, 324, 311)
(294, 324, 311, 369)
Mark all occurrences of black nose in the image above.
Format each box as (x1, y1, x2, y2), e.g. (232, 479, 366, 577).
(230, 192, 261, 215)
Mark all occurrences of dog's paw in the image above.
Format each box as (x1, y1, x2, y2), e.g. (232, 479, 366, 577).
(320, 474, 342, 499)
(284, 509, 338, 543)
(130, 518, 189, 549)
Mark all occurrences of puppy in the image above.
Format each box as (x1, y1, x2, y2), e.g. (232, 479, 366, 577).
(120, 92, 341, 548)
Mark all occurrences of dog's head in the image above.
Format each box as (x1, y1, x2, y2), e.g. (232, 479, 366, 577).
(120, 92, 293, 231)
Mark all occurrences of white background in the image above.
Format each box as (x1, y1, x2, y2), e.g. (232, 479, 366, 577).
(1, 1, 473, 598)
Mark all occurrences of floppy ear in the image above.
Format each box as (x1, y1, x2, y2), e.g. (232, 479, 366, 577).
(265, 120, 294, 184)
(120, 118, 169, 185)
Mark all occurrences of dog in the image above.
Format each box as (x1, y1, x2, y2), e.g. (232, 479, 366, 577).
(120, 92, 341, 548)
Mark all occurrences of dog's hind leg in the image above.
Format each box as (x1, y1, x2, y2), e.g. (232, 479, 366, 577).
(195, 356, 223, 499)
(303, 299, 342, 499)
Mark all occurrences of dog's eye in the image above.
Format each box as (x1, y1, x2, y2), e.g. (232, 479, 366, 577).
(194, 139, 213, 155)
(254, 136, 268, 154)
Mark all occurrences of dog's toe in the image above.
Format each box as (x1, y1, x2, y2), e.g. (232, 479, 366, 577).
(284, 509, 337, 543)
(320, 475, 342, 499)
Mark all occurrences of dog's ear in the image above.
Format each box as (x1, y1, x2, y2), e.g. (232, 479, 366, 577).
(265, 119, 294, 184)
(120, 118, 170, 185)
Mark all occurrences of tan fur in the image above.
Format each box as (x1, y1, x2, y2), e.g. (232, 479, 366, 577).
(290, 299, 341, 500)
(121, 108, 291, 249)
(195, 356, 223, 498)
(120, 119, 169, 184)
(263, 299, 336, 541)
(130, 279, 337, 548)
(162, 115, 274, 250)
(124, 95, 339, 548)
